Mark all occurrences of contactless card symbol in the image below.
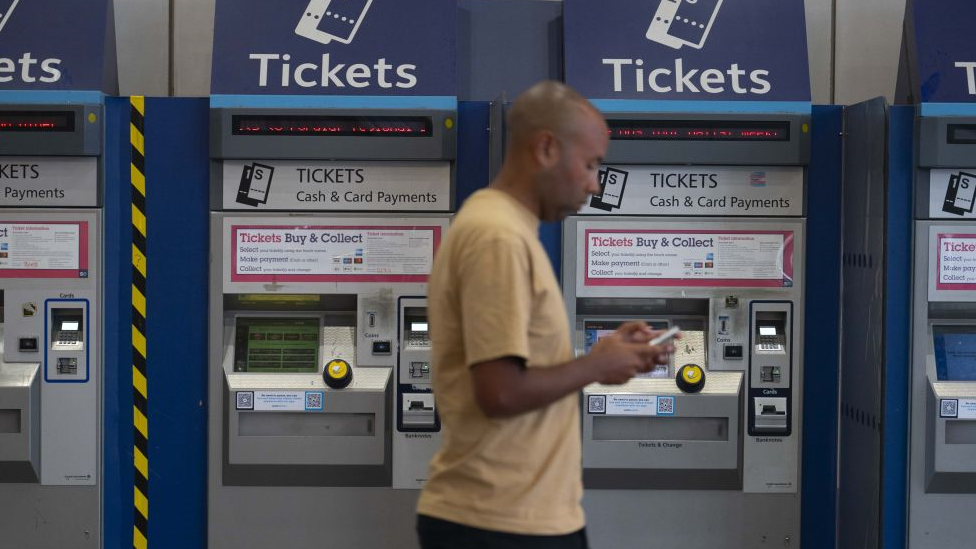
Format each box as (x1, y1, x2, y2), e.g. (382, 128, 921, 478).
(296, 0, 372, 45)
(646, 0, 723, 50)
(589, 167, 629, 212)
(236, 163, 275, 207)
(0, 0, 21, 35)
(942, 171, 976, 216)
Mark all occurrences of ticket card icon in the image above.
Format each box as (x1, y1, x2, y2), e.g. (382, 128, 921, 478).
(943, 171, 976, 216)
(236, 163, 275, 207)
(296, 0, 372, 45)
(646, 0, 723, 50)
(0, 0, 21, 35)
(589, 168, 629, 212)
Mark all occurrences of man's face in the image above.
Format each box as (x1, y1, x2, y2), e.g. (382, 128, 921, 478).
(539, 110, 609, 222)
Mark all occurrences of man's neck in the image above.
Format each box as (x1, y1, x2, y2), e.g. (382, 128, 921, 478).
(491, 166, 543, 221)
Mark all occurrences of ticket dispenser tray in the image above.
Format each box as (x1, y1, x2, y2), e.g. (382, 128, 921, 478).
(582, 372, 743, 489)
(0, 358, 40, 482)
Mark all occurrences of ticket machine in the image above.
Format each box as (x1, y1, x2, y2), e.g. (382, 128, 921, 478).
(908, 115, 976, 546)
(834, 3, 976, 547)
(563, 112, 809, 548)
(0, 104, 105, 547)
(207, 108, 454, 548)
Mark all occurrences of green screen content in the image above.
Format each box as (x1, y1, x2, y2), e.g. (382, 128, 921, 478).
(237, 318, 319, 373)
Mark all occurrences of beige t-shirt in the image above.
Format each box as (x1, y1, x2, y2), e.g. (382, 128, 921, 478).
(416, 188, 583, 535)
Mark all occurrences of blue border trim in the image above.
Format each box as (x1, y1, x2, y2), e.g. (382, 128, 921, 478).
(920, 103, 976, 117)
(881, 105, 913, 549)
(0, 90, 104, 104)
(43, 298, 91, 383)
(592, 99, 811, 114)
(801, 105, 842, 549)
(103, 95, 129, 549)
(210, 94, 457, 110)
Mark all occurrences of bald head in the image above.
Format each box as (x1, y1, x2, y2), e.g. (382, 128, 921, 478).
(506, 81, 602, 151)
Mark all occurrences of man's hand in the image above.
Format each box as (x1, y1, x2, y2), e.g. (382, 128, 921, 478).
(469, 322, 676, 418)
(588, 322, 674, 385)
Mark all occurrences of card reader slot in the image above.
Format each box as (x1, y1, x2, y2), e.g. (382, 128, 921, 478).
(946, 420, 976, 445)
(592, 416, 728, 441)
(238, 412, 375, 437)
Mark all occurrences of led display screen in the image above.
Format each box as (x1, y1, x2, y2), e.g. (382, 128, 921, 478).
(232, 115, 432, 137)
(608, 120, 790, 141)
(0, 111, 74, 132)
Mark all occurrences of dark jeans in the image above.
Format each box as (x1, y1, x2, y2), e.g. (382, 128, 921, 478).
(417, 514, 589, 549)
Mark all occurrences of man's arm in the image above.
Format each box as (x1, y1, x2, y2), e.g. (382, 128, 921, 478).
(471, 322, 672, 418)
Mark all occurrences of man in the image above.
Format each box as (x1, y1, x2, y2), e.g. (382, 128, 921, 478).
(416, 81, 672, 549)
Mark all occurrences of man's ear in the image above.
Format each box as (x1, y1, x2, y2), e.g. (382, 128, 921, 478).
(533, 130, 560, 170)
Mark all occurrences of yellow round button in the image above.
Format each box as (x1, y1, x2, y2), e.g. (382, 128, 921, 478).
(326, 359, 349, 379)
(676, 363, 706, 393)
(683, 365, 703, 383)
(323, 359, 352, 389)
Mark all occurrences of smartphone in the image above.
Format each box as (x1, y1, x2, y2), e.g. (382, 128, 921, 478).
(650, 326, 682, 346)
(646, 0, 723, 50)
(0, 0, 20, 34)
(295, 0, 372, 45)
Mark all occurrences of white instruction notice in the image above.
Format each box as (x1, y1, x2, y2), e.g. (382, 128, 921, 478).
(584, 229, 793, 287)
(0, 222, 80, 270)
(232, 225, 437, 280)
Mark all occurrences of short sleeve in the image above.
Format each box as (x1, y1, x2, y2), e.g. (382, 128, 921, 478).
(456, 233, 533, 367)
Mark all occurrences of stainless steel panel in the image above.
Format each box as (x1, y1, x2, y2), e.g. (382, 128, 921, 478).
(838, 98, 888, 549)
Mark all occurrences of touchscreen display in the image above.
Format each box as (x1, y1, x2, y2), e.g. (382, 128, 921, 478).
(235, 317, 319, 373)
(934, 326, 976, 381)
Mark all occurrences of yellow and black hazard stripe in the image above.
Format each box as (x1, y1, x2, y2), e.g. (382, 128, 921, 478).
(130, 96, 149, 549)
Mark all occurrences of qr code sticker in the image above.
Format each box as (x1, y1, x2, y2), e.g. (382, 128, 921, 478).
(657, 396, 675, 415)
(588, 395, 606, 414)
(236, 391, 254, 410)
(305, 391, 324, 411)
(941, 399, 959, 418)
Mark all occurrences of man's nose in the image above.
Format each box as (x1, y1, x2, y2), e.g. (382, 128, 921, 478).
(588, 176, 601, 194)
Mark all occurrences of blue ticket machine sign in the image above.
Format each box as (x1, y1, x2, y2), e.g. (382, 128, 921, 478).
(564, 0, 810, 104)
(212, 0, 455, 98)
